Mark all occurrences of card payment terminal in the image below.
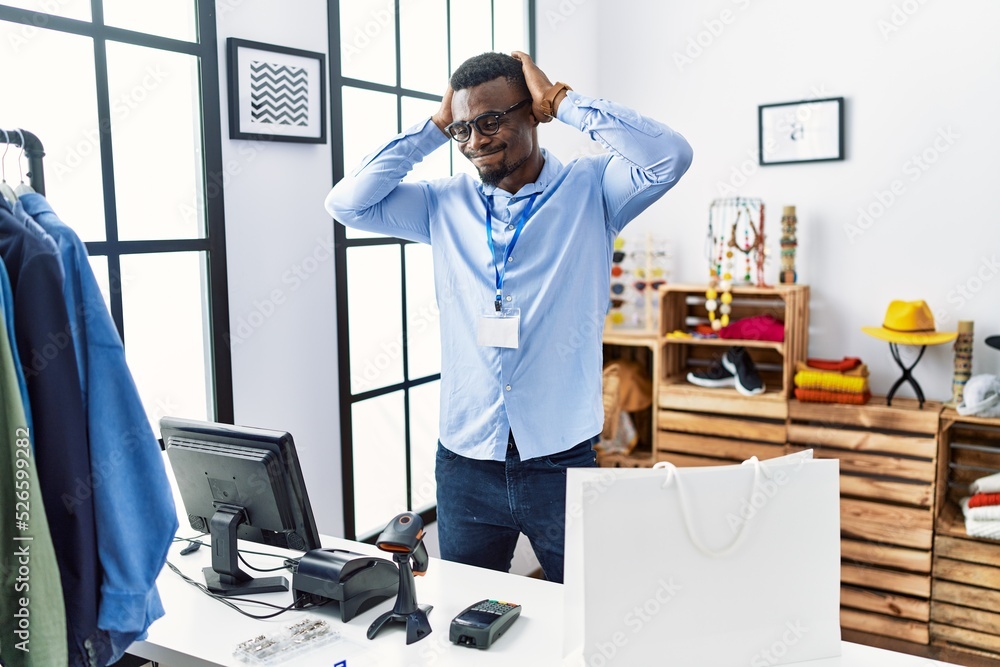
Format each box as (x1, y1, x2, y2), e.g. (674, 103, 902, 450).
(449, 599, 521, 649)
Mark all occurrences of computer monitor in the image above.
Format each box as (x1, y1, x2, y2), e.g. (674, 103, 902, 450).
(161, 416, 322, 596)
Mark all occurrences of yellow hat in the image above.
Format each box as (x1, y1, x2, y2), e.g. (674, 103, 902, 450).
(862, 300, 957, 346)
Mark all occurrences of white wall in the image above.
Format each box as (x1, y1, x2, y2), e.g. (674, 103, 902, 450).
(215, 0, 342, 536)
(536, 0, 1000, 401)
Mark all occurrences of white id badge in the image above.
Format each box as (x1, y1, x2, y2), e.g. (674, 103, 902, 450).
(477, 308, 520, 348)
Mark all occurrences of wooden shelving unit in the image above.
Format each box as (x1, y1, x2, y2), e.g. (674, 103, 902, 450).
(659, 283, 809, 401)
(655, 284, 808, 466)
(788, 397, 943, 648)
(931, 410, 1000, 664)
(599, 325, 661, 467)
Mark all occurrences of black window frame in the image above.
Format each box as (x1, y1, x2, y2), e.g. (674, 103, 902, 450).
(328, 0, 536, 541)
(0, 0, 234, 423)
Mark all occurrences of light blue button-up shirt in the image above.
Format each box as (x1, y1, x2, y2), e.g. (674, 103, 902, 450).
(326, 90, 693, 461)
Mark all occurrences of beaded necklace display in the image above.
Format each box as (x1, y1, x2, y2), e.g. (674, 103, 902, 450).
(706, 198, 767, 330)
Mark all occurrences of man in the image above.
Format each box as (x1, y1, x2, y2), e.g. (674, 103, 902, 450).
(326, 51, 692, 583)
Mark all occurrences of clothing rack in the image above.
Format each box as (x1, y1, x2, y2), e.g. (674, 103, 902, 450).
(1, 128, 45, 195)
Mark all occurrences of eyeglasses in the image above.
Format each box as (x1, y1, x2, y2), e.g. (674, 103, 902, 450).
(634, 280, 666, 292)
(445, 99, 531, 143)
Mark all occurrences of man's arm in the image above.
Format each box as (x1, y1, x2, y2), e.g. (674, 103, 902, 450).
(513, 51, 694, 233)
(323, 89, 455, 244)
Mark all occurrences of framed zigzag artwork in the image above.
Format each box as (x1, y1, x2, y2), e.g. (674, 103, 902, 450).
(227, 38, 327, 143)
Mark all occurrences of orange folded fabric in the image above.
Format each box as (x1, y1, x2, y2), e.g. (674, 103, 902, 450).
(806, 357, 861, 372)
(968, 492, 1000, 508)
(794, 388, 872, 405)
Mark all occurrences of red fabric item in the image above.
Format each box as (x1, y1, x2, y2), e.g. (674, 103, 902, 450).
(806, 357, 862, 372)
(968, 492, 1000, 508)
(719, 314, 785, 342)
(795, 388, 872, 405)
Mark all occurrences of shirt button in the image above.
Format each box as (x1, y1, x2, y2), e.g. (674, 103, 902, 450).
(505, 295, 512, 302)
(505, 384, 512, 391)
(507, 256, 513, 263)
(507, 224, 514, 231)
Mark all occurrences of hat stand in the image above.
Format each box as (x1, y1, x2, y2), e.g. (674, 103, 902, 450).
(886, 343, 927, 408)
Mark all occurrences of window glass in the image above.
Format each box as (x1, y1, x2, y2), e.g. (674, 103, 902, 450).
(408, 381, 440, 512)
(401, 96, 448, 184)
(347, 244, 404, 393)
(106, 41, 204, 241)
(102, 0, 196, 42)
(352, 391, 407, 538)
(492, 0, 528, 54)
(0, 22, 105, 241)
(404, 243, 439, 380)
(340, 0, 397, 86)
(0, 0, 90, 20)
(121, 252, 212, 437)
(449, 0, 492, 72)
(342, 86, 398, 240)
(399, 0, 447, 95)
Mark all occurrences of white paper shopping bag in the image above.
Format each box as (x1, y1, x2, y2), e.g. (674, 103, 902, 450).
(564, 451, 841, 667)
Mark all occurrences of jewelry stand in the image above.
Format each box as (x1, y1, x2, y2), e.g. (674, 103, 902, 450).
(885, 343, 927, 408)
(366, 552, 433, 644)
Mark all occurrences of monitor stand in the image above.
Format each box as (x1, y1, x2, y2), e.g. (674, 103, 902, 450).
(204, 504, 289, 596)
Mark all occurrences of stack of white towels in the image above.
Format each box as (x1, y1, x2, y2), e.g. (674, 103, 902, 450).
(962, 471, 1000, 540)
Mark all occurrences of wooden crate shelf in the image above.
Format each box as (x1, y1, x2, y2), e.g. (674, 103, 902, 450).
(931, 411, 1000, 665)
(788, 397, 943, 648)
(656, 387, 789, 467)
(600, 330, 660, 460)
(659, 283, 809, 400)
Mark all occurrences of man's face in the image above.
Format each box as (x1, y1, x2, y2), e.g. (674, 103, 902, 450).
(451, 78, 536, 189)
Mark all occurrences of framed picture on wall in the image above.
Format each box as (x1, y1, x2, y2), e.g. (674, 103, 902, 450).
(758, 97, 844, 165)
(227, 38, 327, 143)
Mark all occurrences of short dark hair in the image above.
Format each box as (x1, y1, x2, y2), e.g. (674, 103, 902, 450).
(450, 52, 529, 97)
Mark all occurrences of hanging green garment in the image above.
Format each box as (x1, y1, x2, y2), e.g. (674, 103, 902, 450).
(0, 262, 67, 667)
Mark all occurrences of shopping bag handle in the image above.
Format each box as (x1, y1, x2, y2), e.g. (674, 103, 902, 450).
(652, 457, 770, 558)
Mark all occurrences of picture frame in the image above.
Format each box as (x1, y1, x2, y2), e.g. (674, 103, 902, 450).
(226, 38, 326, 143)
(758, 97, 844, 165)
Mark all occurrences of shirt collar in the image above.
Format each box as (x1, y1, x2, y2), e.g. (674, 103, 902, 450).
(478, 148, 563, 199)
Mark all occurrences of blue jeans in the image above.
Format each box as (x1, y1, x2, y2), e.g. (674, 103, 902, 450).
(435, 432, 598, 583)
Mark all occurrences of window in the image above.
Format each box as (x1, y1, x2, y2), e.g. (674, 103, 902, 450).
(331, 0, 534, 539)
(0, 1, 232, 429)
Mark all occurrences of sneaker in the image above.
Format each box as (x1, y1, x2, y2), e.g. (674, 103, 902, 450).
(721, 346, 766, 396)
(686, 359, 735, 388)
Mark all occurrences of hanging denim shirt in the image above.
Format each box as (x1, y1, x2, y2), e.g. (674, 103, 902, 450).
(20, 193, 178, 663)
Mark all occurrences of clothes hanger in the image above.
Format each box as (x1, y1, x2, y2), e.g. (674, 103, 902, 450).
(13, 130, 35, 197)
(0, 131, 18, 205)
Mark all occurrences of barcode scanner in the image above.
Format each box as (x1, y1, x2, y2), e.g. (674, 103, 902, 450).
(366, 512, 433, 644)
(375, 513, 429, 575)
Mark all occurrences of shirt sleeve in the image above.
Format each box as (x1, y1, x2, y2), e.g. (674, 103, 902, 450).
(556, 90, 694, 234)
(324, 117, 451, 244)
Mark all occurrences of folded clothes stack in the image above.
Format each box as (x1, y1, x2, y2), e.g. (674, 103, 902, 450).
(961, 471, 1000, 541)
(793, 357, 871, 405)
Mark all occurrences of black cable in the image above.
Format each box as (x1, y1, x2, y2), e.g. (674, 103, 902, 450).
(238, 551, 297, 573)
(172, 534, 302, 570)
(165, 560, 329, 620)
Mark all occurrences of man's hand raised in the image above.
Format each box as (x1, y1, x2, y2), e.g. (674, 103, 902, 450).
(431, 84, 455, 135)
(511, 51, 559, 123)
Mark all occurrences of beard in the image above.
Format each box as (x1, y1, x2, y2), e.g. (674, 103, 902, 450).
(467, 145, 531, 188)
